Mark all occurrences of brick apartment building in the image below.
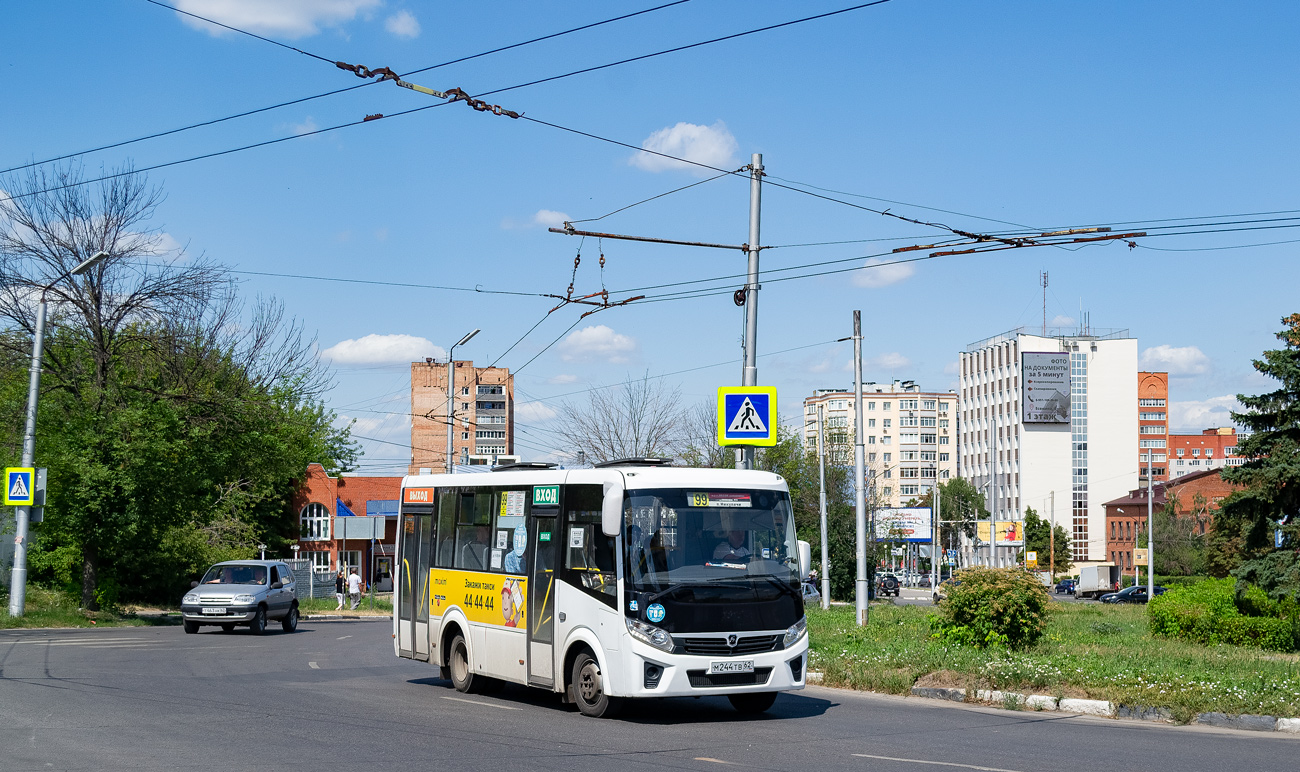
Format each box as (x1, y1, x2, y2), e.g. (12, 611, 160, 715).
(1137, 371, 1169, 483)
(1102, 468, 1241, 572)
(292, 463, 401, 589)
(409, 359, 516, 473)
(1169, 427, 1244, 478)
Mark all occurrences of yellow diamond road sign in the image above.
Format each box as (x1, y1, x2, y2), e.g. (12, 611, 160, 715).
(5, 467, 35, 506)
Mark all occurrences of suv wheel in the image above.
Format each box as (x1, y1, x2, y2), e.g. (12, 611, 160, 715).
(728, 692, 778, 714)
(249, 606, 267, 635)
(183, 620, 199, 635)
(281, 606, 299, 633)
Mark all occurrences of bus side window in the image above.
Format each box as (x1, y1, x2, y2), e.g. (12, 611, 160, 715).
(563, 484, 616, 607)
(434, 490, 456, 568)
(454, 491, 494, 572)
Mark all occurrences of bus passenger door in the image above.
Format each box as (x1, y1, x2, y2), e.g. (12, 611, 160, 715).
(397, 513, 416, 658)
(527, 514, 559, 688)
(414, 513, 433, 661)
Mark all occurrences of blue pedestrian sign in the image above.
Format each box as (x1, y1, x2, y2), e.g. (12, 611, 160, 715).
(716, 386, 778, 447)
(4, 467, 34, 506)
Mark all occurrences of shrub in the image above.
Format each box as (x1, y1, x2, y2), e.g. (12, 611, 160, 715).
(931, 567, 1051, 649)
(1148, 577, 1300, 652)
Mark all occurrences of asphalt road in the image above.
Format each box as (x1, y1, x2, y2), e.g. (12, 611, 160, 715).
(1, 621, 1295, 772)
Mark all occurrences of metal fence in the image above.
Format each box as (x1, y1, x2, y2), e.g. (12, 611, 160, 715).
(285, 558, 336, 600)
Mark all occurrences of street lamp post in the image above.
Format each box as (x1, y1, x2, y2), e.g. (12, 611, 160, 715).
(258, 543, 267, 560)
(8, 250, 110, 617)
(444, 329, 480, 474)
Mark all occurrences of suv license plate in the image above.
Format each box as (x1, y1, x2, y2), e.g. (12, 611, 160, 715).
(201, 607, 226, 615)
(709, 660, 755, 674)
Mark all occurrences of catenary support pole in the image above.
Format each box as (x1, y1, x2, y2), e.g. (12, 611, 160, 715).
(445, 356, 456, 474)
(933, 483, 941, 589)
(8, 300, 46, 617)
(1049, 490, 1056, 579)
(853, 310, 868, 625)
(738, 153, 763, 470)
(1147, 454, 1154, 598)
(817, 402, 830, 610)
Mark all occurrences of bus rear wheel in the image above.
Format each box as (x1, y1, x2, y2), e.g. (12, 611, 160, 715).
(571, 651, 622, 718)
(728, 692, 778, 714)
(449, 634, 476, 693)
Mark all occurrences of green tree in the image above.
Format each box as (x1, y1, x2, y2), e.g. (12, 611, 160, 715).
(1018, 506, 1072, 576)
(1212, 313, 1300, 598)
(1136, 492, 1209, 577)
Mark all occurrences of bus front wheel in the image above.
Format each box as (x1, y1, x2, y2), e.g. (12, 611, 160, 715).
(449, 634, 476, 693)
(571, 651, 622, 718)
(728, 692, 778, 714)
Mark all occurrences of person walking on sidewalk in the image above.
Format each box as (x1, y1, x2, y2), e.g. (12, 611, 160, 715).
(334, 570, 346, 610)
(347, 567, 362, 610)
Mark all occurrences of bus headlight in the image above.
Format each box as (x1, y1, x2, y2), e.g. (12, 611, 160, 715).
(626, 617, 674, 652)
(783, 616, 807, 648)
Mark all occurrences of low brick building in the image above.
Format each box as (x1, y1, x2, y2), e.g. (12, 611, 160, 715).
(291, 463, 402, 590)
(1102, 468, 1241, 573)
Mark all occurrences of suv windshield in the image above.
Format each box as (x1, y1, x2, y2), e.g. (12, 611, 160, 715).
(624, 488, 797, 592)
(200, 565, 267, 585)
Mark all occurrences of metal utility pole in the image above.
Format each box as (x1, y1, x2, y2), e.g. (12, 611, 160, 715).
(9, 250, 109, 617)
(738, 153, 764, 470)
(852, 310, 868, 625)
(1146, 454, 1154, 598)
(932, 483, 941, 588)
(444, 329, 480, 474)
(1049, 490, 1056, 579)
(1040, 271, 1049, 335)
(817, 402, 830, 610)
(988, 406, 998, 567)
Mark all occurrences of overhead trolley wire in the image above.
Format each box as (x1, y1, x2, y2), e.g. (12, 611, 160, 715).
(2, 0, 693, 175)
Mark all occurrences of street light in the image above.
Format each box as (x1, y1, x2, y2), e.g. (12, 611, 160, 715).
(258, 543, 268, 560)
(445, 329, 480, 474)
(8, 250, 110, 617)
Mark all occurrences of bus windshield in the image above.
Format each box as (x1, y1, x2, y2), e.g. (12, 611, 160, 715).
(624, 488, 797, 592)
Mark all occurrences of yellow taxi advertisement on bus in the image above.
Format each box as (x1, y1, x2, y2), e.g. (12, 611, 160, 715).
(430, 568, 527, 628)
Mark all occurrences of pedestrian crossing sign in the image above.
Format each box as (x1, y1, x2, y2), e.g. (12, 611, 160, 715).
(5, 467, 34, 506)
(716, 386, 778, 447)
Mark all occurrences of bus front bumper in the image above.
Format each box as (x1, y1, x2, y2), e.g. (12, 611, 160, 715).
(618, 634, 808, 698)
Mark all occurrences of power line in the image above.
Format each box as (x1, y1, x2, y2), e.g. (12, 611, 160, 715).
(567, 170, 736, 225)
(3, 0, 693, 175)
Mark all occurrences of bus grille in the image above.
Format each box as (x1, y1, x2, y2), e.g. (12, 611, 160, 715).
(687, 667, 773, 688)
(679, 635, 781, 656)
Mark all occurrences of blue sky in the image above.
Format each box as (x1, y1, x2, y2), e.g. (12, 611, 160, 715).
(4, 1, 1298, 472)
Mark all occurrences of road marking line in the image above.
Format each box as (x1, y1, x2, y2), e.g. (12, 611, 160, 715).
(695, 759, 737, 765)
(309, 662, 320, 669)
(440, 696, 521, 711)
(337, 635, 352, 640)
(853, 754, 1023, 772)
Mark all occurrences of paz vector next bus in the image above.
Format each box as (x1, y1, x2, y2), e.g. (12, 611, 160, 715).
(392, 459, 812, 717)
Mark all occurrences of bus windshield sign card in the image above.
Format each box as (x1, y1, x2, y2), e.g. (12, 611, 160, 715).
(716, 386, 777, 447)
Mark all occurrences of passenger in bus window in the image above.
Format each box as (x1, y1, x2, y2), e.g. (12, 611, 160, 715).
(713, 530, 752, 562)
(461, 525, 490, 571)
(504, 523, 527, 574)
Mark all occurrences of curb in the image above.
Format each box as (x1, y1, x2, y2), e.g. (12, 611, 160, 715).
(804, 673, 1300, 734)
(302, 614, 388, 621)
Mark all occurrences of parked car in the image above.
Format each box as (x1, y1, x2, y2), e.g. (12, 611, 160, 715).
(180, 560, 300, 634)
(801, 581, 822, 605)
(933, 578, 960, 604)
(1098, 585, 1167, 604)
(1055, 579, 1077, 595)
(877, 573, 900, 597)
(918, 575, 933, 588)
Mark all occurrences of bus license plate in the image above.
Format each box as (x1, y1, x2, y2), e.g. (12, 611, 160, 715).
(201, 607, 226, 615)
(709, 660, 755, 674)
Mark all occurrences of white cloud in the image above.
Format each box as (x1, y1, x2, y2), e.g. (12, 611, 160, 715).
(1141, 344, 1211, 376)
(870, 352, 911, 371)
(321, 334, 445, 365)
(852, 257, 915, 288)
(559, 325, 637, 363)
(548, 374, 578, 385)
(1169, 395, 1239, 431)
(291, 117, 318, 136)
(1050, 314, 1076, 327)
(515, 401, 558, 422)
(384, 10, 420, 38)
(629, 121, 738, 174)
(532, 209, 569, 228)
(174, 0, 382, 38)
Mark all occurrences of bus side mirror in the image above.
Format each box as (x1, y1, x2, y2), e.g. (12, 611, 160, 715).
(601, 482, 623, 537)
(798, 540, 812, 581)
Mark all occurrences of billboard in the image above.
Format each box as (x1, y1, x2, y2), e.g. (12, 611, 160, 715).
(1021, 352, 1070, 423)
(976, 520, 1025, 546)
(874, 507, 932, 542)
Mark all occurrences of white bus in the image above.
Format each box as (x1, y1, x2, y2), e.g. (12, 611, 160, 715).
(393, 460, 811, 717)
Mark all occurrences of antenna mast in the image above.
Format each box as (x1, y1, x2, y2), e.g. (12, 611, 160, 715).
(1040, 270, 1049, 335)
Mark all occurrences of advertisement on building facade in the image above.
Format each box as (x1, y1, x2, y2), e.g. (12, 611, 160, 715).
(977, 520, 1025, 546)
(874, 507, 932, 542)
(1021, 351, 1070, 423)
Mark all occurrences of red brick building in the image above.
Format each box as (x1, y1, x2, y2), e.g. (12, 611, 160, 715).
(1169, 427, 1244, 479)
(1137, 371, 1169, 483)
(291, 463, 402, 589)
(1102, 468, 1241, 574)
(409, 359, 516, 473)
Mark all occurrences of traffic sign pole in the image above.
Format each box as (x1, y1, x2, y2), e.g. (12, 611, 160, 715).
(738, 153, 763, 470)
(9, 300, 46, 617)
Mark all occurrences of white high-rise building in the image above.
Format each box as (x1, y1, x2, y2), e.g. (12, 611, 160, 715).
(958, 327, 1138, 564)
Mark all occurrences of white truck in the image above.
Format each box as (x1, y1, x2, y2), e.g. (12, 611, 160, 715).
(1076, 564, 1121, 599)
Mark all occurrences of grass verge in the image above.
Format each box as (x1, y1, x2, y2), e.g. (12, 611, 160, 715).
(808, 602, 1300, 722)
(298, 595, 392, 615)
(0, 586, 172, 629)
